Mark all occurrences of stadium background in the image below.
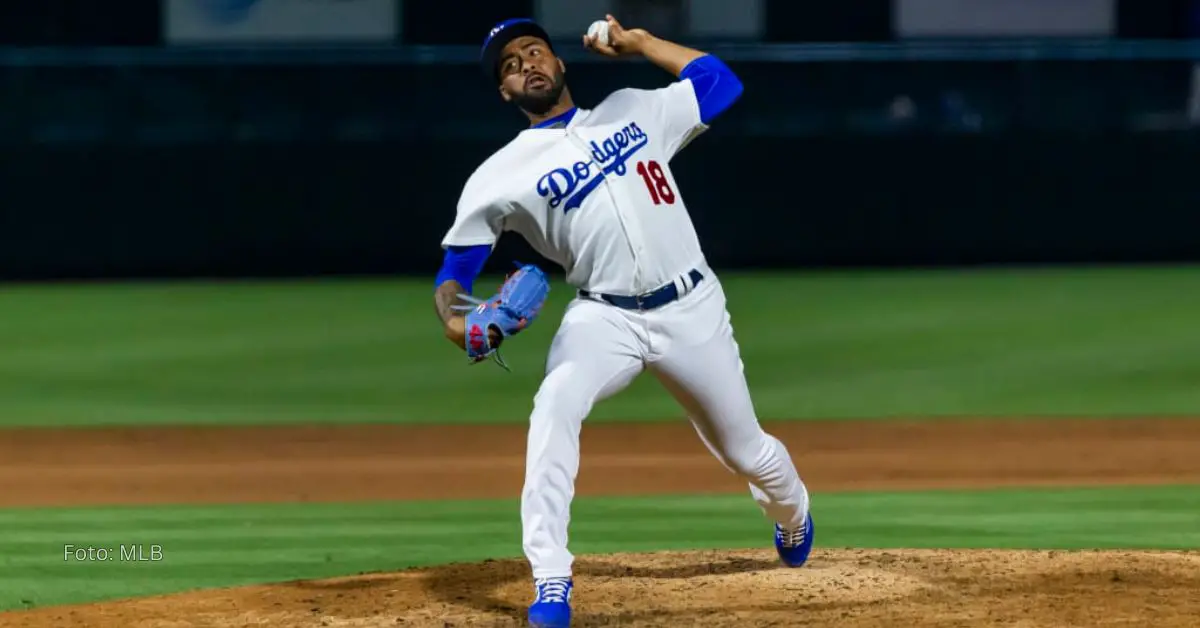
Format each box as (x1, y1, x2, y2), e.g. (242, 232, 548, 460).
(0, 2, 1198, 626)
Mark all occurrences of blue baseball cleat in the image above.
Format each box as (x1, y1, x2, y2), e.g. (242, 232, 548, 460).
(528, 577, 573, 627)
(775, 511, 815, 567)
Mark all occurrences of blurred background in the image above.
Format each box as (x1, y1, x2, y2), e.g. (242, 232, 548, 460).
(2, 0, 1200, 280)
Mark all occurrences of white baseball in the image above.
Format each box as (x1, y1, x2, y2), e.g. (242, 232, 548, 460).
(587, 20, 610, 46)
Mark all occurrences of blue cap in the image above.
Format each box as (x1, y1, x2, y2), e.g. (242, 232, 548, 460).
(480, 18, 554, 83)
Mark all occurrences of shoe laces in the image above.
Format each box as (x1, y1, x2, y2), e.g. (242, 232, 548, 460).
(779, 521, 808, 548)
(535, 578, 571, 603)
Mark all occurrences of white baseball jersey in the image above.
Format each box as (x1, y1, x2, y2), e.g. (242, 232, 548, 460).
(441, 79, 710, 296)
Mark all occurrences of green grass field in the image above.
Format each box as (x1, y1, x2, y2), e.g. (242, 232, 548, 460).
(2, 485, 1198, 612)
(1, 266, 1198, 427)
(1, 266, 1198, 615)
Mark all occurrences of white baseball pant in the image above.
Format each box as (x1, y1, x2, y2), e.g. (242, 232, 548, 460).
(521, 272, 811, 578)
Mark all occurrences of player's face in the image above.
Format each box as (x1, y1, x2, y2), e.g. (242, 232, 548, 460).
(498, 36, 567, 116)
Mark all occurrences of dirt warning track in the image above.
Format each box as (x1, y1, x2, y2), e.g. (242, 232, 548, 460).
(0, 417, 1198, 507)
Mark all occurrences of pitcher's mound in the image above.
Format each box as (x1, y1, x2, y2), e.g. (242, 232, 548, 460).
(11, 549, 1200, 627)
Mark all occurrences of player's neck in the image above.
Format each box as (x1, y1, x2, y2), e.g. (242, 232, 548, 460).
(526, 97, 577, 128)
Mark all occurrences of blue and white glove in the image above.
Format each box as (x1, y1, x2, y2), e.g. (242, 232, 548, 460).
(452, 263, 550, 369)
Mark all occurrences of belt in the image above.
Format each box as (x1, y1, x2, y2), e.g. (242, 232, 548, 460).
(578, 269, 704, 311)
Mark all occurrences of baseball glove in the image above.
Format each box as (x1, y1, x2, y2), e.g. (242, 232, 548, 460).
(452, 262, 550, 370)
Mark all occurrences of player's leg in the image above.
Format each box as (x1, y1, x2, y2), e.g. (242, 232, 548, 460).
(523, 298, 645, 580)
(646, 279, 812, 553)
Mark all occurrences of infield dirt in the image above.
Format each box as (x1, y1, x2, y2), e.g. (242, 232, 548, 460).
(1, 417, 1198, 627)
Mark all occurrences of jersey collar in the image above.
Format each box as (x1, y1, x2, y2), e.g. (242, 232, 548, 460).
(530, 107, 578, 130)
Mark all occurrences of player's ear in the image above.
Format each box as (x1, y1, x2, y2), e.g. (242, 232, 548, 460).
(558, 57, 566, 74)
(498, 84, 513, 103)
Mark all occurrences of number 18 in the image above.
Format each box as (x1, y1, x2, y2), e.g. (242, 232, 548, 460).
(636, 160, 676, 205)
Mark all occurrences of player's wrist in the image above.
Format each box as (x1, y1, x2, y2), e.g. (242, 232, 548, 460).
(443, 315, 467, 345)
(628, 31, 656, 56)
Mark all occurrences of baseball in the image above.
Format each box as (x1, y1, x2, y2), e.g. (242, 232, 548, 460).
(587, 20, 610, 46)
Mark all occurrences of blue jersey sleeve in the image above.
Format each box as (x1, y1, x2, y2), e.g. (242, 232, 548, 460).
(678, 54, 744, 125)
(434, 244, 491, 294)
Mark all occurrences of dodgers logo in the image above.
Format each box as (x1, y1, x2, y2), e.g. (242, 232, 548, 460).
(536, 122, 649, 213)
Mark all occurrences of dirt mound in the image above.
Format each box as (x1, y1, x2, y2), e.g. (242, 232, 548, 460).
(10, 549, 1200, 627)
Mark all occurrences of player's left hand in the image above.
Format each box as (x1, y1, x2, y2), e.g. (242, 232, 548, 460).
(583, 14, 651, 58)
(456, 263, 551, 370)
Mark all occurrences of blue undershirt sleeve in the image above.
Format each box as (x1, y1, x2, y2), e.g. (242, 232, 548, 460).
(434, 244, 491, 295)
(678, 54, 744, 125)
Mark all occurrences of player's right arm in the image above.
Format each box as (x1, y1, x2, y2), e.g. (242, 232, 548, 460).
(435, 170, 508, 350)
(434, 246, 491, 347)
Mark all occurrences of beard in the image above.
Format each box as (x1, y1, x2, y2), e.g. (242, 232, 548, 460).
(512, 68, 567, 116)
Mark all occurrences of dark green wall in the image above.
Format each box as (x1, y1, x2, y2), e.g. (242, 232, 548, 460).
(2, 55, 1198, 280)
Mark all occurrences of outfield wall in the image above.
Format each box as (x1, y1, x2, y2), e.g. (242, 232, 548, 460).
(2, 45, 1199, 279)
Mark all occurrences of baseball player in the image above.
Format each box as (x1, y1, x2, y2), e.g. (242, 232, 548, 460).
(433, 15, 814, 627)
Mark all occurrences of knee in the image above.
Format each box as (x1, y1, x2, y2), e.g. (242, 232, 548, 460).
(530, 367, 595, 427)
(524, 368, 593, 472)
(721, 433, 778, 479)
(531, 388, 591, 425)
